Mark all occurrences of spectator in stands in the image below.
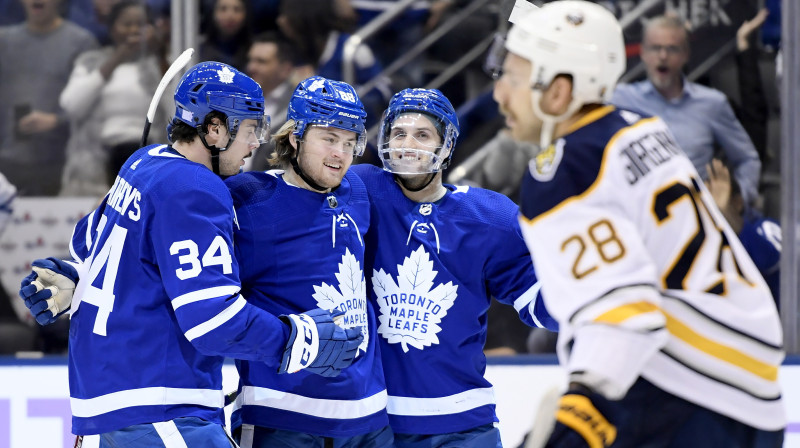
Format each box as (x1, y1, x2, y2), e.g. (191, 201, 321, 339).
(611, 15, 762, 206)
(276, 0, 392, 128)
(0, 0, 98, 196)
(67, 0, 118, 45)
(199, 0, 252, 71)
(734, 8, 770, 164)
(706, 158, 781, 307)
(59, 0, 168, 196)
(349, 0, 453, 89)
(243, 31, 295, 172)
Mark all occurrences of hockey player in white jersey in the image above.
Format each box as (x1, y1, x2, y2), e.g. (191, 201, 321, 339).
(226, 76, 393, 448)
(17, 62, 363, 447)
(350, 88, 557, 448)
(490, 1, 785, 446)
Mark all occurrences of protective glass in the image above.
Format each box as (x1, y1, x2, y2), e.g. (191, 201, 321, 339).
(229, 114, 270, 145)
(378, 112, 454, 174)
(300, 123, 366, 156)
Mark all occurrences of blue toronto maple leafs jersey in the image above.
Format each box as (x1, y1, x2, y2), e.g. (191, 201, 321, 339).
(350, 164, 556, 435)
(66, 145, 289, 435)
(226, 170, 389, 437)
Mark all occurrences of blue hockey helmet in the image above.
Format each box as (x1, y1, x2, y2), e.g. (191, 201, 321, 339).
(287, 76, 368, 156)
(169, 61, 270, 145)
(377, 88, 460, 174)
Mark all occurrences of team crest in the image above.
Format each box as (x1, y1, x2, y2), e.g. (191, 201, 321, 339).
(216, 66, 235, 84)
(372, 245, 457, 352)
(312, 248, 369, 355)
(566, 11, 584, 26)
(529, 138, 564, 181)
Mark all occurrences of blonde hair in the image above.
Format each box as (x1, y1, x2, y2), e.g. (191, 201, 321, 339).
(644, 14, 691, 50)
(268, 119, 298, 168)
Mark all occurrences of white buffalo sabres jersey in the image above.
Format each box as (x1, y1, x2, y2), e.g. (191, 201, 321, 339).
(351, 164, 556, 435)
(66, 145, 289, 435)
(518, 106, 785, 431)
(226, 170, 389, 437)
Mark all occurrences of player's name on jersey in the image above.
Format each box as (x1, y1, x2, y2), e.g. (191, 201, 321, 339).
(106, 175, 142, 221)
(621, 128, 682, 185)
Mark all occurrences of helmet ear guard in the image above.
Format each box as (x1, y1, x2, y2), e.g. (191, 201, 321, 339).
(377, 88, 460, 175)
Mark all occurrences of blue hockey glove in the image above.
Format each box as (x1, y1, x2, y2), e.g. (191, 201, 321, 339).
(544, 386, 617, 448)
(278, 308, 363, 377)
(19, 257, 79, 325)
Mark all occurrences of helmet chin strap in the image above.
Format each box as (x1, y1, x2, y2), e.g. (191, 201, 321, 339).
(530, 89, 583, 149)
(198, 126, 234, 176)
(290, 141, 334, 193)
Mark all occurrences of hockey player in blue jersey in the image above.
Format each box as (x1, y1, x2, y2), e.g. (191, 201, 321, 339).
(226, 76, 393, 448)
(17, 62, 363, 447)
(350, 88, 557, 448)
(705, 159, 781, 307)
(491, 1, 785, 446)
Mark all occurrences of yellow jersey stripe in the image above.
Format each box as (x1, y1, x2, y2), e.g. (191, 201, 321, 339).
(663, 312, 778, 382)
(593, 301, 659, 324)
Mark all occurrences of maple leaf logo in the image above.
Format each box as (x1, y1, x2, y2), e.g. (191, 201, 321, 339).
(217, 66, 235, 84)
(312, 248, 368, 354)
(373, 245, 458, 352)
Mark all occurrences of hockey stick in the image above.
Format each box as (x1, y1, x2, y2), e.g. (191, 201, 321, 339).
(140, 48, 195, 147)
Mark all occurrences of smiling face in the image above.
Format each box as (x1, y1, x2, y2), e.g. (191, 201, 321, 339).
(492, 52, 542, 144)
(641, 23, 689, 96)
(291, 125, 357, 190)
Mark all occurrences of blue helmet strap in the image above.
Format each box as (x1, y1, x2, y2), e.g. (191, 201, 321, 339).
(290, 140, 331, 193)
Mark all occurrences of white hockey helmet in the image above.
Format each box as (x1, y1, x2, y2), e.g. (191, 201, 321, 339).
(505, 0, 625, 122)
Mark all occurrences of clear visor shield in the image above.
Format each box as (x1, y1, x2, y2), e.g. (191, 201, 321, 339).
(484, 32, 508, 80)
(378, 112, 454, 174)
(297, 121, 367, 157)
(229, 114, 270, 145)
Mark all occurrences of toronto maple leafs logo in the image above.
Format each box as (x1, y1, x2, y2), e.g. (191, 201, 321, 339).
(217, 66, 235, 83)
(312, 248, 368, 354)
(372, 245, 457, 352)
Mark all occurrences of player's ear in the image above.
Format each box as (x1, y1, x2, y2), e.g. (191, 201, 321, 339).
(542, 75, 574, 116)
(289, 133, 298, 151)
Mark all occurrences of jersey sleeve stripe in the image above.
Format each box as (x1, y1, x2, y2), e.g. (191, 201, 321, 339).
(185, 295, 247, 341)
(172, 285, 242, 310)
(70, 386, 224, 417)
(518, 116, 661, 227)
(593, 301, 659, 324)
(513, 281, 544, 328)
(663, 311, 778, 381)
(386, 387, 495, 416)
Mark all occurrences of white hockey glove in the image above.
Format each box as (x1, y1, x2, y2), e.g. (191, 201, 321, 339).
(19, 257, 79, 325)
(278, 308, 363, 377)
